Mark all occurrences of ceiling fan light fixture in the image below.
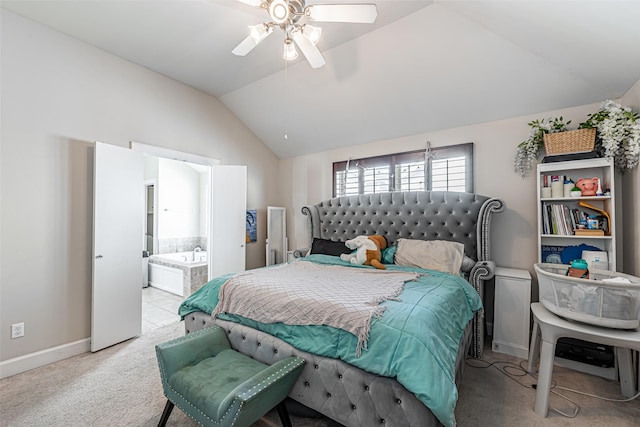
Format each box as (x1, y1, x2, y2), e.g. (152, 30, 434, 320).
(234, 0, 377, 68)
(269, 0, 291, 24)
(301, 24, 322, 46)
(283, 38, 298, 61)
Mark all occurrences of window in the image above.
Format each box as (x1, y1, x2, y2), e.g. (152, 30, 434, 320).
(430, 144, 473, 192)
(333, 143, 473, 197)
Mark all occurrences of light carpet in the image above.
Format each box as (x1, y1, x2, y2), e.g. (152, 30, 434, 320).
(0, 321, 330, 427)
(1, 320, 638, 426)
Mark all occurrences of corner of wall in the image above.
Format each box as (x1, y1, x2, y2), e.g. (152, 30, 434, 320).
(620, 79, 640, 275)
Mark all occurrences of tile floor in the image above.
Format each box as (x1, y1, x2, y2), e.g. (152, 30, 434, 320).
(142, 286, 184, 334)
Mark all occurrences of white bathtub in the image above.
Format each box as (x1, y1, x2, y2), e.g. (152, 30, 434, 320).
(148, 251, 208, 296)
(151, 251, 207, 266)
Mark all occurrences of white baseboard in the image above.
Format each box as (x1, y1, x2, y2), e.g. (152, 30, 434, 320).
(492, 340, 529, 360)
(0, 338, 91, 379)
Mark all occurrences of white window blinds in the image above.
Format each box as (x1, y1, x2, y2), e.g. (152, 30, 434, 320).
(333, 143, 473, 197)
(395, 161, 425, 192)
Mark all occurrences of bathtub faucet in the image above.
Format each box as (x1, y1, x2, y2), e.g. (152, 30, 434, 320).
(194, 246, 202, 253)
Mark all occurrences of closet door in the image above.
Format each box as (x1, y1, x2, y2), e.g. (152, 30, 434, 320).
(92, 142, 143, 352)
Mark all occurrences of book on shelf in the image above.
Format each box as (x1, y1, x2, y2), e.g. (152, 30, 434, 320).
(578, 201, 610, 234)
(574, 229, 605, 236)
(542, 202, 593, 236)
(541, 245, 565, 264)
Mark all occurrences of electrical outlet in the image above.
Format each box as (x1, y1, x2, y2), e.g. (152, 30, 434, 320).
(11, 322, 24, 339)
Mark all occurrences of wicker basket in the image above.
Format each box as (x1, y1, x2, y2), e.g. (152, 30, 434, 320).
(543, 128, 596, 155)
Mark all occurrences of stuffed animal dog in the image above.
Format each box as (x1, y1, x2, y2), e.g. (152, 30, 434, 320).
(340, 235, 388, 270)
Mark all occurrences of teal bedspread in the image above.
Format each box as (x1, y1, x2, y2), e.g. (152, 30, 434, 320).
(178, 255, 482, 427)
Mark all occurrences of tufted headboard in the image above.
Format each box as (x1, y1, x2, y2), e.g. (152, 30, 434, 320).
(300, 191, 505, 358)
(301, 191, 503, 262)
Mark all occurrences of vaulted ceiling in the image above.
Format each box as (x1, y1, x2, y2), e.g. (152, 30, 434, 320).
(3, 1, 640, 158)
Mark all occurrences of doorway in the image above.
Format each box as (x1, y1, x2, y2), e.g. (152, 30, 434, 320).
(92, 142, 246, 350)
(130, 142, 246, 337)
(140, 154, 210, 333)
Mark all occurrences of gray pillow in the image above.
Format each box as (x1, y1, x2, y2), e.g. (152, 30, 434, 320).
(461, 255, 476, 273)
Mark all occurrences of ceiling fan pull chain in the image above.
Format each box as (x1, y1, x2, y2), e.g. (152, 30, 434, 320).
(284, 58, 289, 140)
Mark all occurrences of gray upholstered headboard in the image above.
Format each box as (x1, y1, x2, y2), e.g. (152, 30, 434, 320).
(299, 191, 505, 358)
(301, 191, 502, 262)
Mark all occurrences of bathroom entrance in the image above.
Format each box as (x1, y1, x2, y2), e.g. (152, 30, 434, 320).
(143, 156, 211, 297)
(92, 142, 246, 350)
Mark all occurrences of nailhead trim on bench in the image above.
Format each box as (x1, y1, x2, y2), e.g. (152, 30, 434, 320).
(157, 326, 304, 426)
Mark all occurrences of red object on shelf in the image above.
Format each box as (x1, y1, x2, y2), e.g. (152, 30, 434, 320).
(576, 177, 599, 196)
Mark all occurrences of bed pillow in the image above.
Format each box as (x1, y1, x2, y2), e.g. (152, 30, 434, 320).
(381, 245, 397, 264)
(394, 238, 465, 274)
(461, 255, 476, 273)
(309, 238, 352, 257)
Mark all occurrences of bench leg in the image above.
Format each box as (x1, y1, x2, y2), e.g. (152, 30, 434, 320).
(276, 400, 292, 427)
(158, 400, 174, 427)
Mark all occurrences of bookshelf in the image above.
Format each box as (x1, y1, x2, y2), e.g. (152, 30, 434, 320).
(537, 157, 616, 271)
(536, 157, 619, 380)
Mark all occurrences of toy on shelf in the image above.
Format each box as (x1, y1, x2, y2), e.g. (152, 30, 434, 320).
(576, 177, 599, 196)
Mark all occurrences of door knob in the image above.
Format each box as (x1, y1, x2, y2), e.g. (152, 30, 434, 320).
(95, 254, 104, 259)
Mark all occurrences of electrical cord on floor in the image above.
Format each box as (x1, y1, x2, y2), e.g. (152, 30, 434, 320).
(466, 358, 580, 417)
(465, 357, 639, 418)
(547, 388, 580, 418)
(554, 385, 640, 402)
(543, 382, 640, 418)
(465, 358, 534, 390)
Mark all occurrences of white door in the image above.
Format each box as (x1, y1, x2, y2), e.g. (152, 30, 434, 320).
(210, 166, 247, 278)
(92, 142, 143, 352)
(266, 206, 287, 266)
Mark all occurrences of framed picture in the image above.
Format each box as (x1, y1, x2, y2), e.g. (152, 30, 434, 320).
(246, 210, 257, 243)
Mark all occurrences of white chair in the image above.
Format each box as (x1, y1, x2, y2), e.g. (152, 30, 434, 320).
(527, 302, 640, 417)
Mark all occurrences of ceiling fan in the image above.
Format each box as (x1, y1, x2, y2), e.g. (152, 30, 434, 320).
(232, 0, 378, 69)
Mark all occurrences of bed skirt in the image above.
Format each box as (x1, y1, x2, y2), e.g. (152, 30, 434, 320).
(184, 311, 472, 427)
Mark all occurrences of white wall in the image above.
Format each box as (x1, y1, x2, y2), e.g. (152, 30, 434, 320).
(144, 155, 159, 181)
(199, 171, 209, 238)
(157, 158, 201, 239)
(620, 79, 640, 276)
(279, 94, 640, 276)
(0, 11, 279, 363)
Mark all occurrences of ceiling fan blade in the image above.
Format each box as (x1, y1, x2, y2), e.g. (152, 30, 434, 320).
(232, 28, 272, 56)
(232, 35, 258, 56)
(305, 4, 377, 23)
(292, 31, 326, 69)
(236, 0, 264, 7)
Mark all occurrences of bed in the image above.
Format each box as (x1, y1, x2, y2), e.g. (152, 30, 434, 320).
(180, 191, 504, 427)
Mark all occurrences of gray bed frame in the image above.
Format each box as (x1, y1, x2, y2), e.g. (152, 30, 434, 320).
(184, 191, 504, 426)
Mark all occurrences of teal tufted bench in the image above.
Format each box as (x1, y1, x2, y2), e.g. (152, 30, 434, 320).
(155, 326, 306, 427)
